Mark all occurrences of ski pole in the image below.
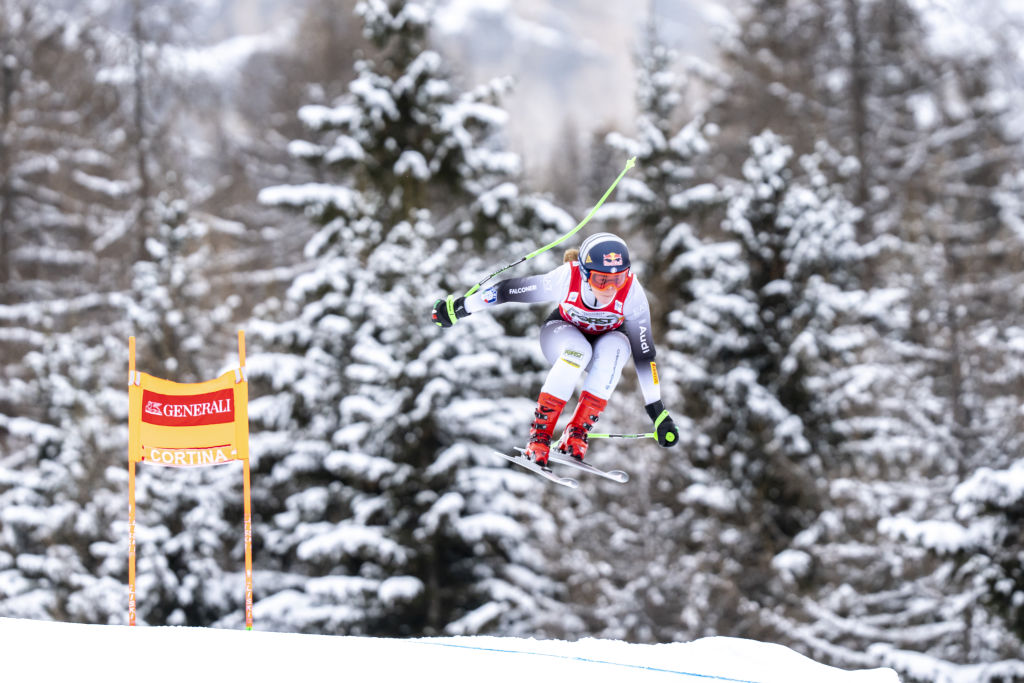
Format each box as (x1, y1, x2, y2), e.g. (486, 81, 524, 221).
(589, 432, 656, 440)
(461, 155, 636, 299)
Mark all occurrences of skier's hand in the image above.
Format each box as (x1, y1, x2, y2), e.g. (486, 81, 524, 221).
(432, 295, 469, 328)
(645, 400, 679, 447)
(654, 413, 678, 447)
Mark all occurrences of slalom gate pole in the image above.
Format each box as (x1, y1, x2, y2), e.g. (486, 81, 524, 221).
(128, 336, 137, 626)
(456, 155, 637, 305)
(239, 330, 254, 631)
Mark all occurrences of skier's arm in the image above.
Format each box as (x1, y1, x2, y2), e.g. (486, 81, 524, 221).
(622, 282, 660, 404)
(463, 265, 568, 313)
(623, 282, 678, 447)
(433, 265, 569, 327)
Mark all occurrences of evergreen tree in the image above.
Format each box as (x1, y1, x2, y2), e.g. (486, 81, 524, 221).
(810, 158, 1024, 675)
(192, 0, 360, 318)
(0, 2, 134, 625)
(551, 20, 729, 643)
(702, 1, 1024, 676)
(693, 132, 864, 569)
(709, 0, 940, 241)
(0, 331, 126, 623)
(0, 2, 135, 304)
(0, 0, 282, 627)
(653, 132, 874, 644)
(249, 0, 575, 636)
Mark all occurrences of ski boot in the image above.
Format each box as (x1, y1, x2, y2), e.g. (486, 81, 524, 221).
(523, 392, 567, 467)
(555, 391, 608, 461)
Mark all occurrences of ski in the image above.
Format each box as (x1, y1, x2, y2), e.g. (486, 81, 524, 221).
(540, 449, 630, 483)
(493, 450, 579, 488)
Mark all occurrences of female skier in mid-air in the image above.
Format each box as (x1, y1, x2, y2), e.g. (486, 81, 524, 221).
(432, 232, 679, 467)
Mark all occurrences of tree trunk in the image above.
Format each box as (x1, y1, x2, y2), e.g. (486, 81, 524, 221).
(0, 26, 15, 301)
(132, 1, 153, 263)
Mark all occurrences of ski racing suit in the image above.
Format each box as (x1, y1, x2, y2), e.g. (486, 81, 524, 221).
(463, 262, 661, 407)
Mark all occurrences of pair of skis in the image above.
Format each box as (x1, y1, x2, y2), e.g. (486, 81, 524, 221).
(494, 446, 631, 489)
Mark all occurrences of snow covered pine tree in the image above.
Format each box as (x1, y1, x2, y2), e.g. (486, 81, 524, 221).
(251, 0, 578, 635)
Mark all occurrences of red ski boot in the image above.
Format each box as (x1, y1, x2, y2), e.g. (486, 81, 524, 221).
(556, 391, 608, 461)
(523, 392, 567, 467)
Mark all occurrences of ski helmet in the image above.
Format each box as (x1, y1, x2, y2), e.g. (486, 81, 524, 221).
(578, 232, 630, 279)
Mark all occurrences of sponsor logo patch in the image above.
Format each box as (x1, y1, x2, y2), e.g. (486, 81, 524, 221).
(603, 252, 623, 267)
(560, 304, 624, 333)
(142, 389, 233, 427)
(650, 362, 659, 385)
(483, 286, 498, 304)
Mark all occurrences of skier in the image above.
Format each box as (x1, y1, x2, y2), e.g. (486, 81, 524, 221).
(432, 232, 679, 467)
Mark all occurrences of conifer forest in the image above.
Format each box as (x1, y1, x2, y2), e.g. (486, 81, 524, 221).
(1, 1, 1023, 681)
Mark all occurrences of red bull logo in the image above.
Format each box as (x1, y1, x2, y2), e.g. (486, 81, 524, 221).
(603, 252, 623, 267)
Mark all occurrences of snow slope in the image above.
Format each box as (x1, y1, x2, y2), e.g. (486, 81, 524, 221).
(1, 617, 898, 683)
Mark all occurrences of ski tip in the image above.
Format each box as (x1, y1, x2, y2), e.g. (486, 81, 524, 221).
(608, 470, 629, 483)
(541, 465, 580, 488)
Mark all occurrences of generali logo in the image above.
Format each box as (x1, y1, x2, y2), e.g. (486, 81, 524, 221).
(143, 388, 234, 427)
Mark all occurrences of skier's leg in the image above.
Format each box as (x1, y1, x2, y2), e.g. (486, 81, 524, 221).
(538, 318, 592, 402)
(558, 331, 630, 460)
(525, 319, 593, 465)
(581, 330, 630, 400)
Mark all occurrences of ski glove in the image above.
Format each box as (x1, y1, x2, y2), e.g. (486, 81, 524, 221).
(645, 400, 679, 447)
(432, 295, 470, 328)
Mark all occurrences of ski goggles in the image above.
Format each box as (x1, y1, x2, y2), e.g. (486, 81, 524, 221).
(588, 269, 629, 292)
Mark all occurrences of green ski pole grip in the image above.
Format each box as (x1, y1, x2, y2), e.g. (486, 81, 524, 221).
(653, 410, 675, 442)
(445, 294, 456, 323)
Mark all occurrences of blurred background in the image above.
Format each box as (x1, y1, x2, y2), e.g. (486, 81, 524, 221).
(1, 1, 1023, 681)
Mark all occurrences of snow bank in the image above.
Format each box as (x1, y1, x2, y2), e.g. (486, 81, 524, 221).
(1, 617, 898, 683)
